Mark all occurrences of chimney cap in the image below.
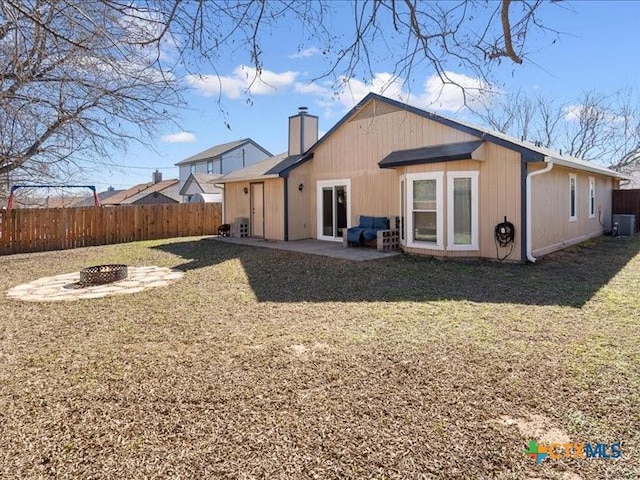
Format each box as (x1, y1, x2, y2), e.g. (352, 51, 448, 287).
(298, 106, 308, 113)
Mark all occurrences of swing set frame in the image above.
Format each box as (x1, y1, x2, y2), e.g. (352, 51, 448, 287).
(7, 185, 100, 211)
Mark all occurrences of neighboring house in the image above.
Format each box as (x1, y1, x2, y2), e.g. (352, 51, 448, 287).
(175, 138, 272, 201)
(179, 173, 224, 203)
(102, 173, 181, 205)
(71, 187, 123, 207)
(220, 93, 627, 263)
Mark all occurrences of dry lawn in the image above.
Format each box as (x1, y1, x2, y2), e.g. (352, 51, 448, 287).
(0, 235, 639, 479)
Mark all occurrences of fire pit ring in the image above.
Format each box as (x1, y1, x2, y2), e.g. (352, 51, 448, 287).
(80, 264, 128, 286)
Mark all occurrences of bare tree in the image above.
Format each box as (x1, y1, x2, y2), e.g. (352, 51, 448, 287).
(0, 0, 184, 180)
(1, 0, 559, 182)
(475, 89, 640, 172)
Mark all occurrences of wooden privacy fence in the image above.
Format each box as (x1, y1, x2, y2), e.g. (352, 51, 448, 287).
(612, 189, 640, 233)
(0, 203, 222, 255)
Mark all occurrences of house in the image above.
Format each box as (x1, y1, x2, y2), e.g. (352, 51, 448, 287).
(179, 173, 224, 203)
(102, 172, 181, 205)
(219, 94, 626, 262)
(71, 187, 123, 207)
(175, 138, 272, 201)
(217, 152, 292, 236)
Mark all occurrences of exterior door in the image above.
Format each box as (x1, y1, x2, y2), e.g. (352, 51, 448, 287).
(317, 179, 350, 241)
(250, 182, 264, 238)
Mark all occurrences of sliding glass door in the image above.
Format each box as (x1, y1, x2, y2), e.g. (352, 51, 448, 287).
(317, 179, 351, 241)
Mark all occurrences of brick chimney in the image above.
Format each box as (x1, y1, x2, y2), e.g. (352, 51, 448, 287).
(152, 169, 162, 183)
(288, 106, 318, 156)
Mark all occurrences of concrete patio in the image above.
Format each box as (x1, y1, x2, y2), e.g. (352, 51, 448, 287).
(212, 236, 400, 261)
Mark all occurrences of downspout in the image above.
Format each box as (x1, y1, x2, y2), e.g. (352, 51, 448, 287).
(214, 183, 225, 224)
(283, 175, 289, 241)
(526, 158, 554, 263)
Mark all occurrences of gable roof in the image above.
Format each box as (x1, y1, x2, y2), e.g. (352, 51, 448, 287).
(217, 152, 299, 183)
(179, 173, 224, 195)
(280, 93, 625, 179)
(127, 190, 179, 204)
(175, 138, 273, 166)
(102, 179, 179, 205)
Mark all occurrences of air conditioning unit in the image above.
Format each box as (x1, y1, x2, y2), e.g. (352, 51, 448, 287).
(612, 214, 636, 236)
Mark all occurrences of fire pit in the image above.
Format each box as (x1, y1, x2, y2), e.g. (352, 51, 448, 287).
(80, 264, 128, 286)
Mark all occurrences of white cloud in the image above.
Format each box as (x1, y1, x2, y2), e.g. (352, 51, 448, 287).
(417, 72, 494, 112)
(288, 47, 321, 59)
(295, 73, 410, 116)
(563, 104, 622, 123)
(186, 66, 299, 99)
(563, 104, 610, 122)
(161, 132, 197, 143)
(296, 70, 494, 116)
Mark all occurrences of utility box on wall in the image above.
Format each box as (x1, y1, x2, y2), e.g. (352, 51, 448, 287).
(612, 214, 636, 236)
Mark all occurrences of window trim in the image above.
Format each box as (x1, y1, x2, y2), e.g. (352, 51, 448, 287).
(207, 160, 214, 174)
(588, 176, 596, 219)
(569, 173, 577, 222)
(399, 178, 406, 246)
(447, 171, 479, 251)
(405, 172, 444, 250)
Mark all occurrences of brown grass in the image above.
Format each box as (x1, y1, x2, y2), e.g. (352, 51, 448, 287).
(0, 235, 639, 479)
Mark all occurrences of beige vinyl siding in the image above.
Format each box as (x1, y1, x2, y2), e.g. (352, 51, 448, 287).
(224, 182, 250, 225)
(302, 102, 522, 260)
(287, 162, 313, 240)
(224, 179, 285, 240)
(307, 107, 477, 238)
(531, 165, 612, 256)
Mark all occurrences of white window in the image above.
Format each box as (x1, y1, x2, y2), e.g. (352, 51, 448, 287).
(569, 173, 577, 222)
(447, 171, 479, 250)
(404, 172, 444, 250)
(207, 160, 214, 174)
(588, 176, 596, 219)
(190, 163, 196, 174)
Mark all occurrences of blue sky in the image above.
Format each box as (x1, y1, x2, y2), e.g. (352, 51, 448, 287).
(87, 1, 640, 191)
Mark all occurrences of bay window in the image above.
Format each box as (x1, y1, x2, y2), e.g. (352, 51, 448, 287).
(400, 171, 478, 251)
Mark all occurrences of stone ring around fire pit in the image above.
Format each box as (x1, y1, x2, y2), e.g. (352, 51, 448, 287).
(5, 265, 184, 302)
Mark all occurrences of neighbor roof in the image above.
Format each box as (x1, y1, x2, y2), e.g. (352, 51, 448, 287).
(126, 190, 178, 204)
(102, 179, 179, 205)
(217, 152, 299, 183)
(379, 140, 485, 168)
(71, 189, 123, 207)
(280, 92, 626, 179)
(179, 173, 224, 196)
(175, 139, 273, 166)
